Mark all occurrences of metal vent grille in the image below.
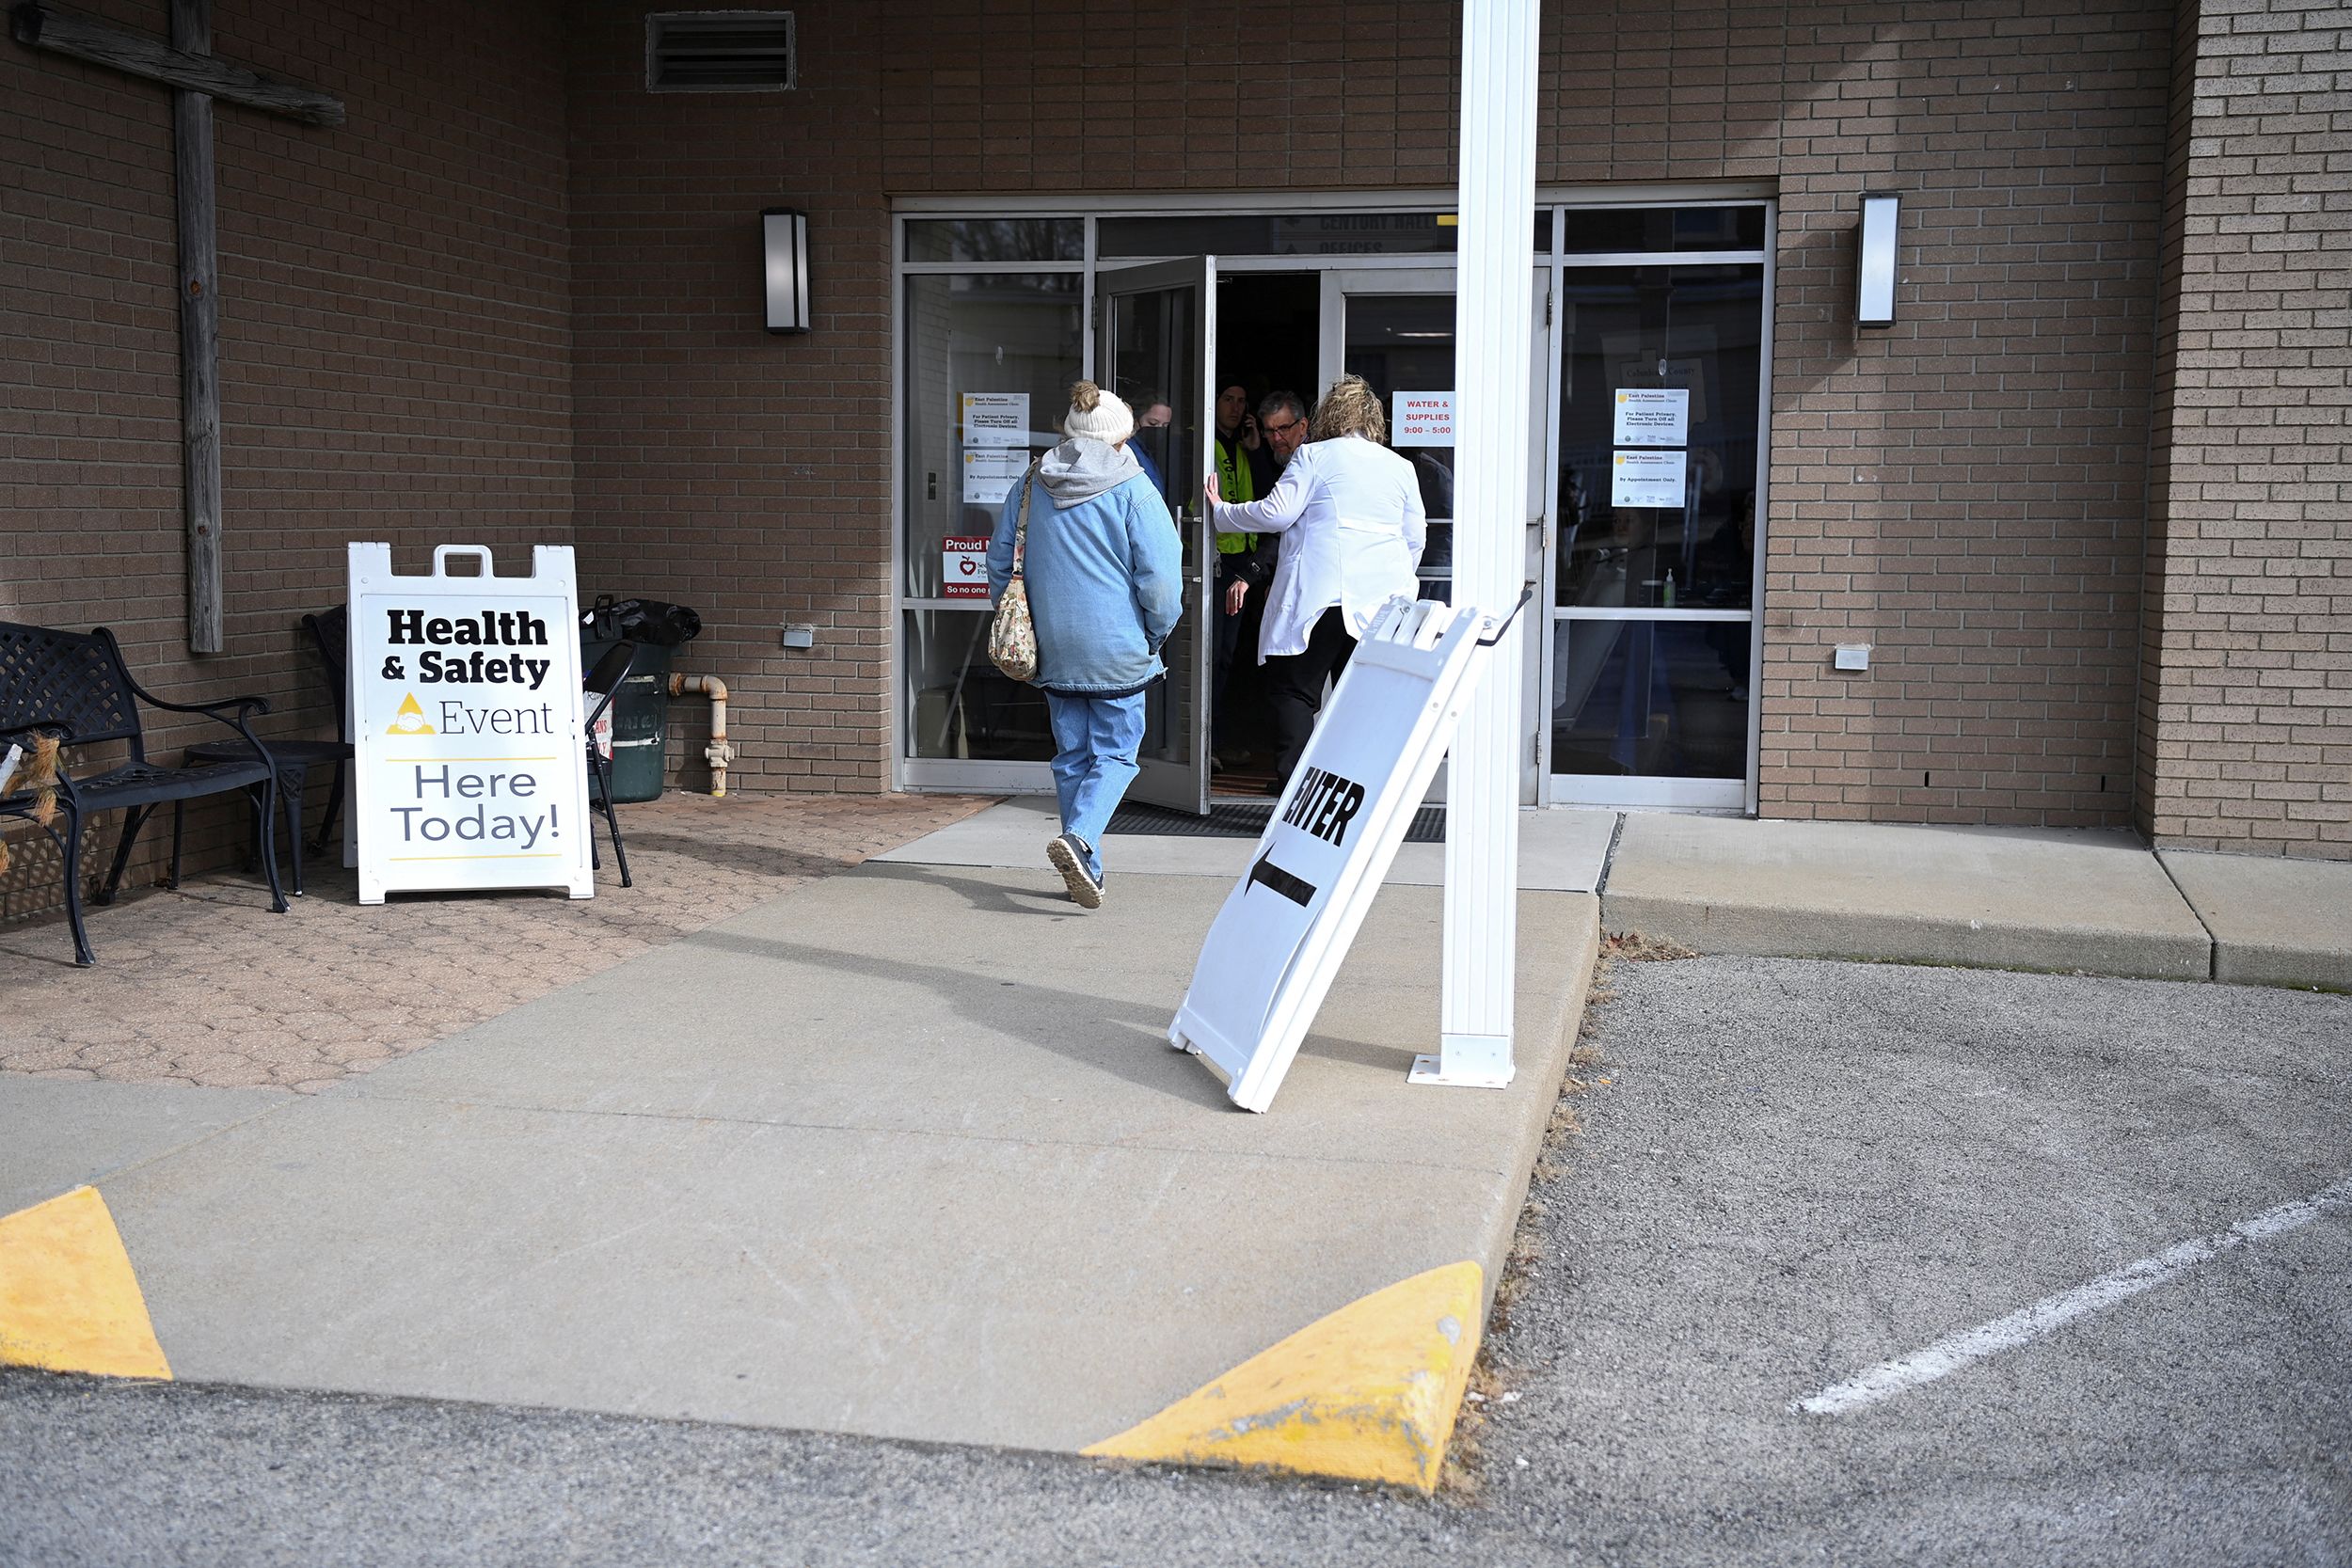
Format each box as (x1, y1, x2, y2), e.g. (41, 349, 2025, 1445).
(645, 12, 796, 92)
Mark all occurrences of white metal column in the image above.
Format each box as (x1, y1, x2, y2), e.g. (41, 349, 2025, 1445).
(1416, 0, 1538, 1090)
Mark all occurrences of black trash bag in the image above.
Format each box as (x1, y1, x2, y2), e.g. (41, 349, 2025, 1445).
(582, 595, 703, 647)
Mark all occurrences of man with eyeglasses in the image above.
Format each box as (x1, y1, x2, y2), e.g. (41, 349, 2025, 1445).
(1218, 391, 1310, 622)
(1256, 391, 1310, 472)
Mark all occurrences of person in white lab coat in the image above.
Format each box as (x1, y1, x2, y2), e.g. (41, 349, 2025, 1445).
(1205, 374, 1425, 792)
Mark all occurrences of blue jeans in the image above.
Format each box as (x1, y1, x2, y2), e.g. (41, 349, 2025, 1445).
(1043, 689, 1147, 881)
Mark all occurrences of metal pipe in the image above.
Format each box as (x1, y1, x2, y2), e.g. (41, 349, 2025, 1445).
(668, 673, 735, 797)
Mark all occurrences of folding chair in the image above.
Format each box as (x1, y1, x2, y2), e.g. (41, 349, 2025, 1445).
(582, 641, 639, 888)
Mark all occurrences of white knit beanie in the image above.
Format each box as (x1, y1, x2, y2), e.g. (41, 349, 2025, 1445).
(1061, 380, 1135, 445)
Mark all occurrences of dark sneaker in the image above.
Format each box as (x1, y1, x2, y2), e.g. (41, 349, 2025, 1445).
(1046, 832, 1104, 910)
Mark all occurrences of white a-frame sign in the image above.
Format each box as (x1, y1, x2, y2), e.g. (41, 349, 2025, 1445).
(1170, 596, 1492, 1113)
(347, 544, 592, 905)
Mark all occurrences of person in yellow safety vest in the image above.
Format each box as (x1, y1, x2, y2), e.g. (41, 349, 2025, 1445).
(1211, 381, 1277, 766)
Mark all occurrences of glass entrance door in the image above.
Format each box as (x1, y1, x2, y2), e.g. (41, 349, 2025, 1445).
(1322, 266, 1552, 803)
(1320, 270, 1459, 602)
(1097, 257, 1216, 815)
(894, 203, 1770, 814)
(1548, 261, 1765, 810)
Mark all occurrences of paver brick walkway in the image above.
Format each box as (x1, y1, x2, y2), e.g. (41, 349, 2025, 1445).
(0, 792, 993, 1091)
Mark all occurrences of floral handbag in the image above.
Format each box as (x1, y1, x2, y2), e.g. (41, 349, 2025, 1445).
(988, 461, 1041, 683)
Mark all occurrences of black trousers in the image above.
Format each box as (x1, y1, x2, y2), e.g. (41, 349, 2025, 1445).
(1263, 608, 1357, 788)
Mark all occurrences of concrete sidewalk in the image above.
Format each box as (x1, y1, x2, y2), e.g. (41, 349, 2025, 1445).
(6, 790, 2344, 1502)
(1599, 815, 2352, 991)
(1, 797, 1602, 1491)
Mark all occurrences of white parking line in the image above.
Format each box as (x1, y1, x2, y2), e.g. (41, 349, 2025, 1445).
(1795, 1175, 2352, 1417)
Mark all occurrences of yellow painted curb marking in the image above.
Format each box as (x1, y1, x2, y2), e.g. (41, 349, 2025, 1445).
(1084, 1259, 1483, 1493)
(0, 1186, 172, 1380)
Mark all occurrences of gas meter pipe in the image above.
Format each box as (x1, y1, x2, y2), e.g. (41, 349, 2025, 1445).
(669, 673, 735, 797)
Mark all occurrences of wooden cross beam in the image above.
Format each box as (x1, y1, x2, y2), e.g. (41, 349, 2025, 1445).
(10, 2, 343, 654)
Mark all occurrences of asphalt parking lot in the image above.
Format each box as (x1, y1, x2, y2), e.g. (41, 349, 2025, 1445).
(4, 955, 2346, 1566)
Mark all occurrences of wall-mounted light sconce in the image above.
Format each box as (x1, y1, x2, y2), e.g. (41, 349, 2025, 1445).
(1856, 191, 1899, 329)
(762, 206, 811, 334)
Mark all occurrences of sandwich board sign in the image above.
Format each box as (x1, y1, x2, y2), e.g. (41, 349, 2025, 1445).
(1169, 596, 1491, 1113)
(347, 543, 592, 905)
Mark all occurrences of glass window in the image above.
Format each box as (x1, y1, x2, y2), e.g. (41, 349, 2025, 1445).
(904, 218, 1084, 263)
(1558, 206, 1766, 255)
(899, 271, 1079, 765)
(1101, 281, 1205, 770)
(1098, 211, 1547, 260)
(1343, 293, 1456, 597)
(901, 273, 1082, 600)
(1101, 213, 1461, 259)
(1554, 265, 1762, 614)
(1105, 286, 1200, 520)
(1549, 619, 1749, 780)
(904, 608, 1054, 760)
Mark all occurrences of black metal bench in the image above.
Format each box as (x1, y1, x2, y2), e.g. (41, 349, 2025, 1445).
(0, 622, 288, 966)
(183, 608, 356, 895)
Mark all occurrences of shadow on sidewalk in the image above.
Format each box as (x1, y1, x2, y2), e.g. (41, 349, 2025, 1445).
(675, 920, 1237, 1111)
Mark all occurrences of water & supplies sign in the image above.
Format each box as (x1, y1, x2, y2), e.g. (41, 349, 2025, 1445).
(347, 543, 593, 904)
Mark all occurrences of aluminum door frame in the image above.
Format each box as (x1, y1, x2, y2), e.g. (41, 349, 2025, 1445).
(1096, 255, 1216, 815)
(1538, 249, 1769, 814)
(1320, 266, 1549, 806)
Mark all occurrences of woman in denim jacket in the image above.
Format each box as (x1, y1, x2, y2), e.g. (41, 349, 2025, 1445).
(988, 382, 1184, 909)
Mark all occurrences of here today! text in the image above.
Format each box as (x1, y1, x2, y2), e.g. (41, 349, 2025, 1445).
(390, 764, 562, 852)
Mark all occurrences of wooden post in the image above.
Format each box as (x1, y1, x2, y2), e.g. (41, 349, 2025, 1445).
(173, 0, 221, 654)
(10, 0, 342, 654)
(9, 5, 345, 123)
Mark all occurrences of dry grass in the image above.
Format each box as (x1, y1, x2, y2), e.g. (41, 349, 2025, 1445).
(1439, 1358, 1512, 1498)
(1601, 928, 1698, 963)
(1441, 958, 1629, 1497)
(1579, 931, 1692, 1035)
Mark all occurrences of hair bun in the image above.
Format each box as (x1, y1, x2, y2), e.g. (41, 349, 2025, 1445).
(1061, 382, 1135, 444)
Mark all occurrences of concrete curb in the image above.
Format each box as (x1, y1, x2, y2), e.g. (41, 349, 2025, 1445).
(1084, 1259, 1485, 1493)
(1596, 893, 2213, 980)
(1086, 896, 1601, 1492)
(1599, 816, 2215, 981)
(2160, 851, 2352, 992)
(0, 1186, 171, 1381)
(34, 877, 1604, 1465)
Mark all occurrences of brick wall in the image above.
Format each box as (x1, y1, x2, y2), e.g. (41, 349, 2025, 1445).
(25, 0, 2310, 922)
(1, 0, 574, 921)
(2138, 0, 2201, 845)
(876, 2, 1463, 192)
(564, 0, 1470, 796)
(868, 0, 2165, 803)
(1740, 4, 2171, 826)
(565, 1, 894, 795)
(2139, 0, 2352, 860)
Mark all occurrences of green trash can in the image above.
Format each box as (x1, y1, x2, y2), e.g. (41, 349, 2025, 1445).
(581, 636, 674, 802)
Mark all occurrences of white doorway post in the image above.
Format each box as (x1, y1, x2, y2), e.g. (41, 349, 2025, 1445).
(1417, 0, 1539, 1090)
